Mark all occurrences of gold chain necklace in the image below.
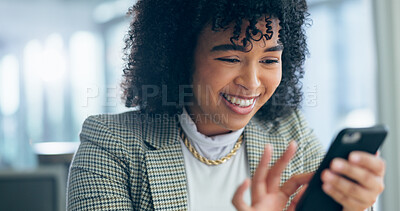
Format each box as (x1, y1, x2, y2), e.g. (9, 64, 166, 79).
(179, 127, 244, 166)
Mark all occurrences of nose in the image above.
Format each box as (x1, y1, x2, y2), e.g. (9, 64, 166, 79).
(234, 62, 261, 91)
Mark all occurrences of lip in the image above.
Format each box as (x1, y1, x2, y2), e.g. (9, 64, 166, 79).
(221, 93, 260, 100)
(220, 93, 257, 115)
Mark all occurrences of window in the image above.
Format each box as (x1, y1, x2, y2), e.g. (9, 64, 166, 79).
(0, 0, 131, 169)
(303, 0, 377, 149)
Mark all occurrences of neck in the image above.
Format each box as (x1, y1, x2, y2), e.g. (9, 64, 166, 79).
(185, 106, 232, 137)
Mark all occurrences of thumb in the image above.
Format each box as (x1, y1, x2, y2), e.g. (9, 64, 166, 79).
(287, 184, 308, 211)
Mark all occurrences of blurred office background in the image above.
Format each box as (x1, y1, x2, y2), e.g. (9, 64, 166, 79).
(0, 0, 398, 210)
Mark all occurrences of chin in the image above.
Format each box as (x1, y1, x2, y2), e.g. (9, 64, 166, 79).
(219, 117, 251, 131)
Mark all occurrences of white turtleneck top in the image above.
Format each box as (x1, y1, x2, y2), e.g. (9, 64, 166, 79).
(179, 108, 251, 210)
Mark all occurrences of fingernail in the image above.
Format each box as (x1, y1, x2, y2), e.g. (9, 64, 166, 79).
(333, 159, 344, 170)
(324, 171, 334, 181)
(323, 183, 332, 192)
(350, 153, 361, 162)
(321, 170, 330, 181)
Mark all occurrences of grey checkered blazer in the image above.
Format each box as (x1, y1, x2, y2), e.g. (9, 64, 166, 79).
(67, 109, 325, 210)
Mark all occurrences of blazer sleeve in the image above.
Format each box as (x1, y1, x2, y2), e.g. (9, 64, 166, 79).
(67, 115, 133, 210)
(301, 125, 325, 173)
(293, 109, 326, 173)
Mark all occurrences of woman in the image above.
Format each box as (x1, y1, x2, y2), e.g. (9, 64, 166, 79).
(67, 0, 385, 210)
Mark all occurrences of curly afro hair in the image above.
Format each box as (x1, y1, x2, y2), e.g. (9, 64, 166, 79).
(121, 0, 310, 123)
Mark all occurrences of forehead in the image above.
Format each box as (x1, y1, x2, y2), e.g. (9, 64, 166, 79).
(198, 18, 281, 46)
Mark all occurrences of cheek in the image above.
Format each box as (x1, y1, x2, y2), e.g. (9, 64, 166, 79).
(273, 69, 282, 88)
(261, 69, 282, 93)
(193, 62, 236, 94)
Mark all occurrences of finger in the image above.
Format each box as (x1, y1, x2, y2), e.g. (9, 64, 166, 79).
(232, 178, 252, 211)
(252, 144, 272, 194)
(321, 169, 376, 204)
(281, 173, 313, 198)
(267, 141, 297, 192)
(322, 182, 371, 211)
(287, 184, 308, 211)
(348, 151, 386, 177)
(330, 158, 385, 192)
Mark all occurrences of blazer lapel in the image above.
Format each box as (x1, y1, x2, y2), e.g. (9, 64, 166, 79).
(144, 117, 188, 210)
(245, 118, 291, 183)
(145, 143, 188, 210)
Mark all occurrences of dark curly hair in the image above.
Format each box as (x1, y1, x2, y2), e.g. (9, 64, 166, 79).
(121, 0, 309, 122)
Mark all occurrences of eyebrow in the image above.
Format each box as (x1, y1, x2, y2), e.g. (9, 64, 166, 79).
(210, 44, 284, 52)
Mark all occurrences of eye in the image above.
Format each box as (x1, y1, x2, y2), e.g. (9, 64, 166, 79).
(215, 58, 240, 63)
(260, 59, 279, 64)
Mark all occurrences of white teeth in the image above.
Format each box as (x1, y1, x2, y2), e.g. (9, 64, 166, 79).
(222, 93, 255, 107)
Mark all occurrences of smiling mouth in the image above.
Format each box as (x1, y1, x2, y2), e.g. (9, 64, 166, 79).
(221, 93, 258, 107)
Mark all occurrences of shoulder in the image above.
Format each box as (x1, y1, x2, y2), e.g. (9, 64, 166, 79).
(79, 111, 153, 162)
(251, 108, 312, 141)
(252, 108, 324, 158)
(250, 109, 325, 174)
(80, 111, 180, 152)
(69, 112, 153, 209)
(81, 111, 143, 144)
(82, 111, 143, 131)
(273, 109, 325, 172)
(275, 108, 312, 141)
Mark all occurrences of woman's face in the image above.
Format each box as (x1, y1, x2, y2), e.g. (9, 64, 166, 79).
(188, 19, 282, 136)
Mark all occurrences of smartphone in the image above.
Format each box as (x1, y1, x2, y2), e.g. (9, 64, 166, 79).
(295, 125, 388, 211)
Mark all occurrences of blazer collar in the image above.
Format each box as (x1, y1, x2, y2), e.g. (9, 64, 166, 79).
(142, 115, 181, 149)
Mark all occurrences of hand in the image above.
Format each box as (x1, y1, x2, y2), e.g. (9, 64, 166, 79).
(232, 142, 313, 211)
(321, 151, 385, 211)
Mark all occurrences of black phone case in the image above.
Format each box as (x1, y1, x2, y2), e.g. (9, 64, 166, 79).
(295, 125, 388, 211)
